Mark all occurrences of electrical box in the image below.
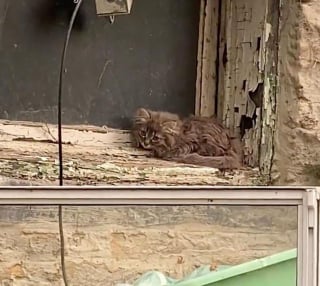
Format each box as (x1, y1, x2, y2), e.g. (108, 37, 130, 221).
(95, 0, 133, 16)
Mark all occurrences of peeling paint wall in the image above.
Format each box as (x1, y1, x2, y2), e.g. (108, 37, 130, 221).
(215, 0, 279, 170)
(212, 0, 320, 183)
(259, 0, 279, 178)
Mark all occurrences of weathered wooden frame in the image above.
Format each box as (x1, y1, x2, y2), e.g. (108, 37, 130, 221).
(0, 185, 318, 286)
(195, 0, 280, 174)
(195, 0, 219, 117)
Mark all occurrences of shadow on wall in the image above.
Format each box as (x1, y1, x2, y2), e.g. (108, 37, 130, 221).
(0, 0, 200, 129)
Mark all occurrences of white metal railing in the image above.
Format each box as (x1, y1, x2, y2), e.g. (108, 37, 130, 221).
(0, 185, 318, 286)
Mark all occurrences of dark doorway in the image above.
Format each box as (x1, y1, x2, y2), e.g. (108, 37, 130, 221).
(0, 0, 200, 128)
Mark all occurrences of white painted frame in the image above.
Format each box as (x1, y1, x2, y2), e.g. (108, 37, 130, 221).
(0, 185, 318, 286)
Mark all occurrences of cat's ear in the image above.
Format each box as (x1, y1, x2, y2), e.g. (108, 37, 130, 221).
(133, 108, 151, 124)
(135, 108, 151, 118)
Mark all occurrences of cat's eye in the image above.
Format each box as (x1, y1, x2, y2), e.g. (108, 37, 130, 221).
(139, 130, 146, 137)
(152, 135, 160, 142)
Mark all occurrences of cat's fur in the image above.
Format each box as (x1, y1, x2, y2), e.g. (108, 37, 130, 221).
(131, 108, 243, 170)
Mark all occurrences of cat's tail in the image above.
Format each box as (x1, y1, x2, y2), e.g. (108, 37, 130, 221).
(166, 153, 243, 170)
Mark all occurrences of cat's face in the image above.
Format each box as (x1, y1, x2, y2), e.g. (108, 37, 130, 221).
(132, 108, 179, 151)
(135, 124, 164, 149)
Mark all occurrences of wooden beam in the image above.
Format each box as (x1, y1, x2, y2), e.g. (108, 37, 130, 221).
(259, 0, 280, 176)
(195, 0, 219, 117)
(195, 0, 205, 116)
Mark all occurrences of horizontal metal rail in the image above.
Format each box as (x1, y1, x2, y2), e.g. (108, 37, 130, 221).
(0, 185, 313, 205)
(0, 185, 318, 286)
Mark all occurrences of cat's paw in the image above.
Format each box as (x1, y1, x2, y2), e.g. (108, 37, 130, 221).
(168, 148, 189, 158)
(145, 153, 154, 158)
(145, 150, 157, 158)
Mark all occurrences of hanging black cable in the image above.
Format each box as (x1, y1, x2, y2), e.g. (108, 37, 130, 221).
(57, 1, 83, 285)
(58, 0, 83, 185)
